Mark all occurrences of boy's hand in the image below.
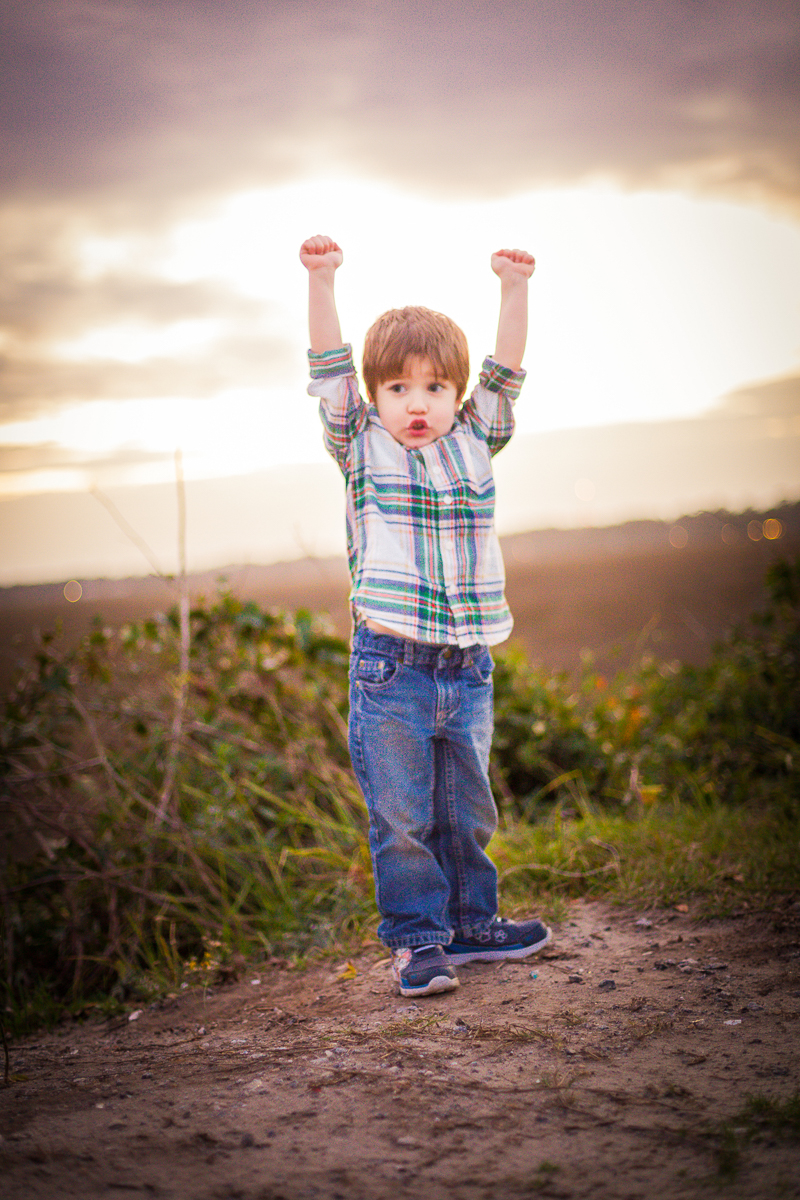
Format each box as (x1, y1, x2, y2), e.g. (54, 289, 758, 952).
(300, 235, 343, 272)
(491, 248, 536, 280)
(302, 235, 345, 352)
(492, 249, 535, 371)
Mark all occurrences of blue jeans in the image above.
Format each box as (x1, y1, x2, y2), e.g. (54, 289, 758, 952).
(348, 625, 499, 949)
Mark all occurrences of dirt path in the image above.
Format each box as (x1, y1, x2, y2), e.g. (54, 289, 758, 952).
(2, 900, 799, 1200)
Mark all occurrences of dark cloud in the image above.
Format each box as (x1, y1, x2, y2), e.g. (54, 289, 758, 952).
(2, 1, 799, 212)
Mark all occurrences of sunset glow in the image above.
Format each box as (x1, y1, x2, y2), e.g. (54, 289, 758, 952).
(2, 1, 799, 584)
(3, 181, 799, 503)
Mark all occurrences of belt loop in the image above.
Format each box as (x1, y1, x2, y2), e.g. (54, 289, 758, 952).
(403, 638, 413, 667)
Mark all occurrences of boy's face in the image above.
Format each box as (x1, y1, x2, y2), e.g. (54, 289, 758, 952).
(374, 356, 459, 449)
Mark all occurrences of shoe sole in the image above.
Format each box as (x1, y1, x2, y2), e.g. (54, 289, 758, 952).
(444, 928, 551, 966)
(396, 973, 460, 998)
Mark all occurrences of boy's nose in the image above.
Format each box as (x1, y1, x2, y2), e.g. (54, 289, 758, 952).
(407, 389, 428, 410)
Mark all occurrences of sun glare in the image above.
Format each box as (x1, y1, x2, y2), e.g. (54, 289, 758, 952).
(4, 178, 800, 506)
(154, 178, 800, 431)
(52, 318, 224, 364)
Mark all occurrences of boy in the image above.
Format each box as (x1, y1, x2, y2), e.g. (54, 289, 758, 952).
(300, 234, 550, 997)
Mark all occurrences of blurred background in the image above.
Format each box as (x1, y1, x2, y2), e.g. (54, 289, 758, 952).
(1, 1, 798, 630)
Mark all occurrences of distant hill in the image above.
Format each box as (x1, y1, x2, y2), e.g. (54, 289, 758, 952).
(1, 501, 798, 690)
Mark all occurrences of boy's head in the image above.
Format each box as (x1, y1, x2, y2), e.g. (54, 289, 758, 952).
(362, 306, 469, 405)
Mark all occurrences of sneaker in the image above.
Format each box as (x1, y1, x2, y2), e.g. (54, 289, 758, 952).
(443, 917, 551, 965)
(391, 945, 460, 997)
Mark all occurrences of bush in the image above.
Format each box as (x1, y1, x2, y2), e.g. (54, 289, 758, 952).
(638, 557, 800, 808)
(1, 596, 371, 1022)
(2, 558, 797, 1027)
(491, 556, 800, 816)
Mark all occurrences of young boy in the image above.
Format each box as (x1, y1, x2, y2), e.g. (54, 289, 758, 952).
(300, 234, 550, 997)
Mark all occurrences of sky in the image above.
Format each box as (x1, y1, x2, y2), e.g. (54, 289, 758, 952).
(1, 0, 800, 586)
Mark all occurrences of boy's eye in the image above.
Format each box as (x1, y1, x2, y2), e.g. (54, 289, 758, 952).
(428, 383, 444, 393)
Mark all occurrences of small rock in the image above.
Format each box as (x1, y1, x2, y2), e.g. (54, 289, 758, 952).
(568, 975, 585, 985)
(598, 979, 616, 991)
(635, 918, 653, 928)
(241, 1133, 255, 1148)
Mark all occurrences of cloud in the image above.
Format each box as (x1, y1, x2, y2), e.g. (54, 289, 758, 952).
(1, 0, 798, 490)
(0, 331, 294, 420)
(712, 372, 800, 417)
(2, 1, 799, 214)
(0, 441, 172, 474)
(0, 211, 292, 418)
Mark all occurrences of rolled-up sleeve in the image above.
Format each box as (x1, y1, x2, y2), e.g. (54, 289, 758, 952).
(459, 355, 526, 456)
(307, 344, 368, 472)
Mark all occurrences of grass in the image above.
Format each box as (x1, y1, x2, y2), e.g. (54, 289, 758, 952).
(491, 792, 800, 918)
(1, 558, 798, 1035)
(713, 1092, 800, 1181)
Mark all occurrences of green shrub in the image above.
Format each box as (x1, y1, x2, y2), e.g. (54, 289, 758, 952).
(1, 558, 797, 1029)
(491, 556, 800, 815)
(1, 597, 371, 1025)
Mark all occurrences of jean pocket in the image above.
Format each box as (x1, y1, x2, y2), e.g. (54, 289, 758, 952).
(353, 655, 401, 691)
(466, 650, 494, 686)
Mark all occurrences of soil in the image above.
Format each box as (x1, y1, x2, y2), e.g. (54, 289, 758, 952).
(3, 899, 799, 1200)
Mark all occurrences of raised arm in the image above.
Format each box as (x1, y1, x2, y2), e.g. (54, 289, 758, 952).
(491, 248, 536, 372)
(299, 235, 345, 353)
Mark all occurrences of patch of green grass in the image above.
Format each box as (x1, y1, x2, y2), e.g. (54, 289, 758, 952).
(491, 793, 800, 917)
(712, 1092, 800, 1180)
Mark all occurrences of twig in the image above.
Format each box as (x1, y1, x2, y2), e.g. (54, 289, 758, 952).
(3, 756, 105, 784)
(498, 860, 619, 882)
(156, 449, 190, 827)
(90, 487, 173, 585)
(0, 1018, 8, 1087)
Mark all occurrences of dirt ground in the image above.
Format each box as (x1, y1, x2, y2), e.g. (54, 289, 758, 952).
(2, 899, 799, 1200)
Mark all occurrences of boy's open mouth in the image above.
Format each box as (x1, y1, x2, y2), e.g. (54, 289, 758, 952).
(409, 419, 428, 432)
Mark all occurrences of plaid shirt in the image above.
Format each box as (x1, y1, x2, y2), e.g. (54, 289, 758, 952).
(307, 345, 525, 647)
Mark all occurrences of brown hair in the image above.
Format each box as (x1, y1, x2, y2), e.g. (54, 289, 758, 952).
(362, 306, 470, 403)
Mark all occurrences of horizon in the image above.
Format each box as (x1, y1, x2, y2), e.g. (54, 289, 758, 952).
(2, 494, 796, 598)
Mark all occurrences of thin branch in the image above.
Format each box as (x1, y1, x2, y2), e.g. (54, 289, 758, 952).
(156, 449, 190, 827)
(90, 486, 173, 585)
